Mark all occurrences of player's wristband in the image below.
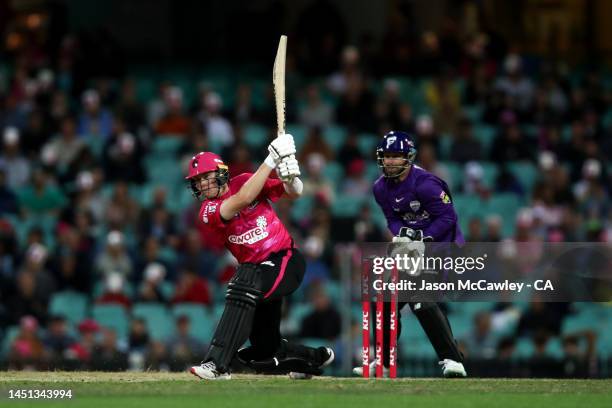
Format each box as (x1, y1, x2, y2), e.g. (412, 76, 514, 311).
(264, 154, 277, 169)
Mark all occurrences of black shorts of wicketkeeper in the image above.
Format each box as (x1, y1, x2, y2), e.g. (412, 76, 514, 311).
(204, 246, 329, 373)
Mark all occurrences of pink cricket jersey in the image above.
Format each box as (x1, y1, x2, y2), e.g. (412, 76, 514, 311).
(198, 173, 292, 263)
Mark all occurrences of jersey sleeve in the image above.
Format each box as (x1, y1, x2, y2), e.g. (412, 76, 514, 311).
(260, 177, 285, 203)
(373, 182, 403, 236)
(416, 175, 458, 241)
(199, 200, 226, 230)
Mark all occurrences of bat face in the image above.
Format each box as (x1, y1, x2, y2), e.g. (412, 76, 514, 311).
(273, 35, 287, 137)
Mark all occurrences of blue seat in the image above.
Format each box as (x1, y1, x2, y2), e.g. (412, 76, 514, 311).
(286, 124, 307, 149)
(171, 303, 215, 343)
(132, 303, 173, 341)
(508, 161, 539, 193)
(91, 304, 129, 340)
(243, 124, 269, 149)
(49, 291, 89, 326)
(323, 125, 347, 152)
(331, 194, 366, 217)
(321, 162, 344, 189)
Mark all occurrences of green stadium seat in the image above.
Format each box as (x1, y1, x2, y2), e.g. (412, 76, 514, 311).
(357, 134, 379, 159)
(438, 133, 453, 161)
(323, 125, 347, 152)
(286, 124, 307, 149)
(473, 125, 496, 156)
(321, 161, 344, 188)
(0, 326, 20, 360)
(243, 124, 269, 149)
(91, 304, 129, 340)
(365, 163, 380, 183)
(479, 162, 499, 188)
(132, 303, 173, 341)
(508, 161, 539, 193)
(49, 291, 89, 326)
(331, 194, 366, 217)
(151, 136, 185, 157)
(290, 194, 314, 222)
(171, 303, 216, 343)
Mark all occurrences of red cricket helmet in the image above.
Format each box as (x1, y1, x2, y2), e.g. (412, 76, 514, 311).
(185, 152, 229, 201)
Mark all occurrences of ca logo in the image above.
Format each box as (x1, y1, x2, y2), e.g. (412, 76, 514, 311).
(386, 136, 397, 149)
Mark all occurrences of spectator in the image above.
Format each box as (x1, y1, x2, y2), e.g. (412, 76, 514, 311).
(0, 167, 19, 215)
(104, 182, 140, 230)
(418, 142, 452, 191)
(299, 126, 334, 164)
(299, 283, 341, 340)
(177, 229, 218, 280)
(461, 312, 497, 359)
(136, 262, 168, 303)
(66, 319, 100, 367)
(232, 84, 257, 124)
(102, 120, 146, 184)
(299, 84, 334, 128)
(340, 158, 370, 197)
(41, 116, 85, 173)
(450, 118, 483, 163)
(166, 315, 204, 371)
(8, 315, 48, 370)
(17, 167, 68, 217)
(171, 268, 211, 306)
(494, 54, 534, 113)
(466, 217, 483, 242)
(301, 235, 331, 287)
(43, 315, 76, 366)
(96, 272, 131, 309)
(491, 123, 533, 163)
(155, 86, 190, 136)
(115, 79, 145, 133)
(78, 89, 114, 138)
(336, 129, 364, 171)
(302, 153, 336, 205)
(94, 231, 133, 280)
(201, 92, 233, 148)
(128, 318, 150, 352)
(138, 186, 178, 240)
(91, 329, 128, 371)
(227, 144, 255, 178)
(0, 126, 31, 188)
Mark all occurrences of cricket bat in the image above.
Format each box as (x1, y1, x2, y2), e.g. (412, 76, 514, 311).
(273, 35, 287, 137)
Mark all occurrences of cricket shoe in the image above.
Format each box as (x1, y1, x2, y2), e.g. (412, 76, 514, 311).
(190, 361, 232, 380)
(289, 347, 335, 380)
(439, 359, 467, 378)
(352, 360, 389, 377)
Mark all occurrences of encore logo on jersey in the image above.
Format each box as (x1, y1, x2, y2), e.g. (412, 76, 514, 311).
(228, 216, 269, 245)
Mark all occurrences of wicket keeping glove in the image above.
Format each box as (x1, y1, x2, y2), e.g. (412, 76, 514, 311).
(277, 155, 301, 182)
(389, 228, 431, 273)
(268, 134, 296, 164)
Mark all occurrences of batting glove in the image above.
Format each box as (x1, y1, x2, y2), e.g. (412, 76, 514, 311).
(277, 155, 301, 182)
(268, 134, 296, 164)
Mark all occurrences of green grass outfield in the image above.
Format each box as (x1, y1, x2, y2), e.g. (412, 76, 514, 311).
(0, 372, 610, 408)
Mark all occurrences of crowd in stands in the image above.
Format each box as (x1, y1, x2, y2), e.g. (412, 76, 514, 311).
(0, 3, 610, 375)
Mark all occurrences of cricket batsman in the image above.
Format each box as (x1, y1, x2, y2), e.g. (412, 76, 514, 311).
(353, 130, 467, 377)
(187, 134, 334, 380)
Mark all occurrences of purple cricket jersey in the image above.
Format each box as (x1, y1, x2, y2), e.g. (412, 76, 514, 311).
(373, 165, 465, 243)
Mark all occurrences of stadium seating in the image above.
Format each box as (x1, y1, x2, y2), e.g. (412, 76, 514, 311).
(49, 291, 89, 326)
(91, 304, 130, 340)
(132, 303, 173, 341)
